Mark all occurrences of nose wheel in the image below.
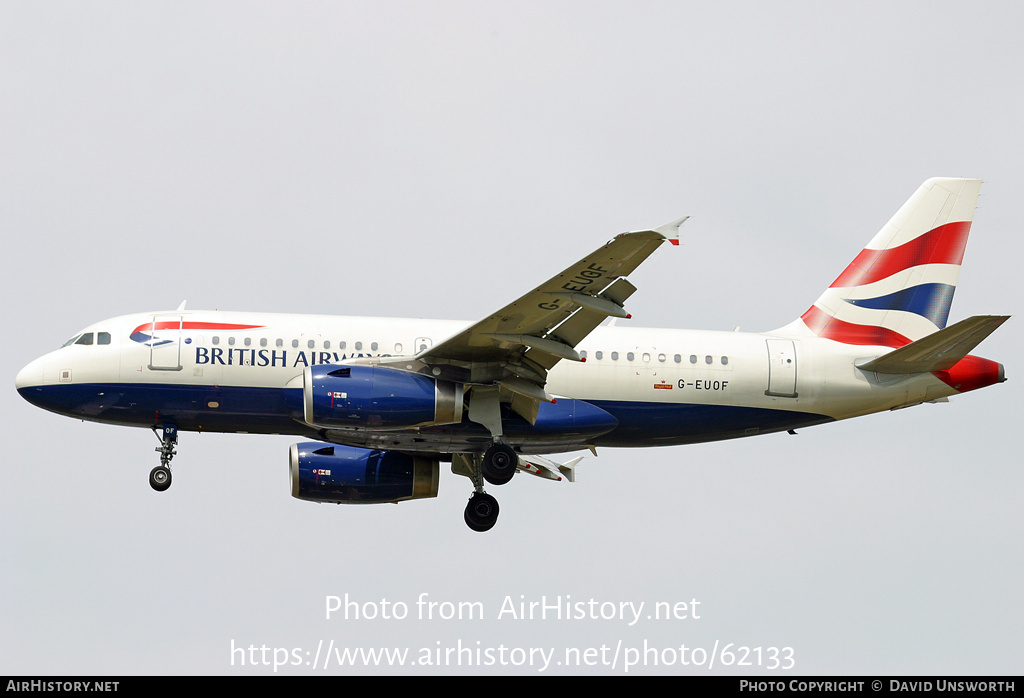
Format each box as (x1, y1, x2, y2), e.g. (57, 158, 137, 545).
(149, 466, 172, 492)
(150, 425, 178, 492)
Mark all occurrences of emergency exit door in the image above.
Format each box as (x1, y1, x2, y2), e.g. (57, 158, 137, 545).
(765, 338, 798, 398)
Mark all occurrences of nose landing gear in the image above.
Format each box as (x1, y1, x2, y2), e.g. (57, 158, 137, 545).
(150, 424, 177, 492)
(149, 465, 171, 491)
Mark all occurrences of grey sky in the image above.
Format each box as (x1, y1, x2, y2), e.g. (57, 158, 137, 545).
(2, 1, 1020, 674)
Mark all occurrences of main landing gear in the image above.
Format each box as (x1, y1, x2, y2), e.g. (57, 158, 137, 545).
(149, 424, 177, 492)
(465, 491, 499, 532)
(461, 442, 519, 532)
(481, 442, 517, 485)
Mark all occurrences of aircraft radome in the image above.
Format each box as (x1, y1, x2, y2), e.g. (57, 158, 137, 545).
(16, 178, 1008, 531)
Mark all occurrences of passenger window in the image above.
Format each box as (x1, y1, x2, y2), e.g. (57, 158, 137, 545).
(721, 356, 729, 365)
(690, 355, 697, 364)
(355, 342, 363, 351)
(395, 343, 403, 353)
(324, 340, 331, 349)
(705, 355, 713, 364)
(643, 353, 651, 362)
(580, 350, 588, 359)
(674, 354, 681, 363)
(611, 352, 619, 361)
(75, 333, 94, 346)
(292, 339, 299, 348)
(212, 336, 220, 345)
(595, 351, 603, 360)
(658, 354, 666, 362)
(371, 342, 378, 351)
(627, 352, 635, 361)
(307, 340, 315, 349)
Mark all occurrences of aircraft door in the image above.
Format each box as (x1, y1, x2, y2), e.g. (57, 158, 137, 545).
(148, 315, 183, 371)
(765, 338, 798, 397)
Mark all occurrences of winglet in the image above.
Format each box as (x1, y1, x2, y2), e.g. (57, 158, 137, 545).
(517, 454, 584, 482)
(558, 456, 583, 483)
(652, 216, 689, 246)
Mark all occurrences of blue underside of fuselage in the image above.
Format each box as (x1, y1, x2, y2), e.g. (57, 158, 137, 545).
(17, 382, 834, 448)
(584, 400, 833, 446)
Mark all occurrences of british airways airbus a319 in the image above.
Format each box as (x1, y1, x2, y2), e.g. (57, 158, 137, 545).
(15, 178, 1008, 531)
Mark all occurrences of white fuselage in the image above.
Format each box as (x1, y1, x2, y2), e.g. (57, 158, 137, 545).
(16, 309, 963, 454)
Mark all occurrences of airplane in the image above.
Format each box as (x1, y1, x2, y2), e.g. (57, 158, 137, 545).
(15, 178, 1008, 532)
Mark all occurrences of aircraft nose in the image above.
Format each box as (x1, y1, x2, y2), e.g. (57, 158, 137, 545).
(15, 357, 44, 393)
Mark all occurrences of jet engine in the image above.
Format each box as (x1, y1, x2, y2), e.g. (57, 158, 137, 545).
(289, 442, 439, 504)
(293, 364, 463, 429)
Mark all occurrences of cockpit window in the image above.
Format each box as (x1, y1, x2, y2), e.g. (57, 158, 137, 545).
(62, 331, 110, 347)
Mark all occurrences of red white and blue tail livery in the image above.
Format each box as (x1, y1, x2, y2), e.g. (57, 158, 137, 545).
(797, 178, 979, 347)
(15, 178, 1008, 531)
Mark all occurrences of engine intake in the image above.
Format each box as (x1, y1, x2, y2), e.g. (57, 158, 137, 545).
(289, 442, 439, 504)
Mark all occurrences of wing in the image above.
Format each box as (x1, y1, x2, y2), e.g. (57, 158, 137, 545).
(381, 219, 686, 425)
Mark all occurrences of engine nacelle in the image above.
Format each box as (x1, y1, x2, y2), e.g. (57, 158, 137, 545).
(289, 442, 439, 504)
(296, 364, 463, 429)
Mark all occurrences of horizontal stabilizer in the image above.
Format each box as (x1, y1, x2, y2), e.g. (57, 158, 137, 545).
(857, 315, 1009, 374)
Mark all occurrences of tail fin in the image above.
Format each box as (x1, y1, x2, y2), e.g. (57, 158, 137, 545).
(799, 178, 982, 348)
